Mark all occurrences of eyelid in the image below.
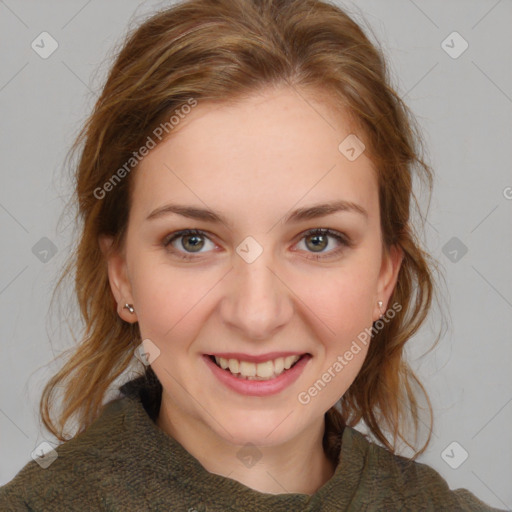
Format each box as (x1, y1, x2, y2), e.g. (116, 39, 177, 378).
(296, 227, 352, 246)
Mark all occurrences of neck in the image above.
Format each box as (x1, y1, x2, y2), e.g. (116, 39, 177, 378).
(156, 395, 337, 495)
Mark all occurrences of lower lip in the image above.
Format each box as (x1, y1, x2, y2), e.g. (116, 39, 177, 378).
(203, 354, 311, 396)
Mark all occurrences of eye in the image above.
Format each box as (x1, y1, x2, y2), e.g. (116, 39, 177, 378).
(295, 228, 351, 260)
(163, 229, 216, 260)
(162, 227, 352, 261)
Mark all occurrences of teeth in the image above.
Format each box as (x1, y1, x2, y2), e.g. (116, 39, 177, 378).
(256, 360, 274, 378)
(284, 355, 298, 370)
(274, 357, 284, 374)
(239, 361, 256, 376)
(214, 355, 302, 380)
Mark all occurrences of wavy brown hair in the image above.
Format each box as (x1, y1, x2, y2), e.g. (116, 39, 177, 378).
(41, 0, 445, 461)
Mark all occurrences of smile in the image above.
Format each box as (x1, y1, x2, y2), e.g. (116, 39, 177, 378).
(203, 352, 311, 396)
(210, 354, 304, 380)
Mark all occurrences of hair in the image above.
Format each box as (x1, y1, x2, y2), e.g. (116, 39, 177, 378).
(41, 0, 444, 463)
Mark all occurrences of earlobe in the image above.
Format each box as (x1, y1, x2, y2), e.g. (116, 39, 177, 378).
(98, 234, 137, 323)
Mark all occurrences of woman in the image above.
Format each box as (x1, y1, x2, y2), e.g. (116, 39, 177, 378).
(0, 0, 505, 510)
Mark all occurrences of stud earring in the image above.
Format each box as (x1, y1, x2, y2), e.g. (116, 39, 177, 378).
(123, 303, 135, 314)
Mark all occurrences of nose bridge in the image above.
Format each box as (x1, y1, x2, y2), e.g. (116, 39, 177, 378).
(223, 238, 292, 339)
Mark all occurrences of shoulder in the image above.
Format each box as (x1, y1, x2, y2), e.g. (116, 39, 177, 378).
(344, 427, 505, 511)
(0, 398, 132, 512)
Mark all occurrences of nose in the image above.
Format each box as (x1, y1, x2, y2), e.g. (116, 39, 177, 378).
(220, 245, 294, 341)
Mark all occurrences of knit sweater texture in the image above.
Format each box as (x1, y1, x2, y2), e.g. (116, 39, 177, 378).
(0, 375, 505, 511)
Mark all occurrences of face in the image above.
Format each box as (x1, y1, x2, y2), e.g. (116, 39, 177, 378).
(101, 85, 402, 447)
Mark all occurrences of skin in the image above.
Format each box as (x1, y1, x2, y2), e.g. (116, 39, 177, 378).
(99, 85, 403, 495)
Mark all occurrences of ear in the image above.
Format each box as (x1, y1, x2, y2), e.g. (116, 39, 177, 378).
(98, 234, 137, 323)
(373, 243, 403, 322)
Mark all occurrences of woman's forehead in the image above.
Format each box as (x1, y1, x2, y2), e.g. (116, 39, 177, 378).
(131, 87, 378, 223)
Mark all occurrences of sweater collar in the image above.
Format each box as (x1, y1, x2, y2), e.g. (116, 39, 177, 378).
(114, 373, 372, 511)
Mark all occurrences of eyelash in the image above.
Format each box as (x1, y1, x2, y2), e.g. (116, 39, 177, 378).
(162, 228, 352, 261)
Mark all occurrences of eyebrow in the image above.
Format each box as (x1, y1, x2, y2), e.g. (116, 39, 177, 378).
(145, 199, 368, 226)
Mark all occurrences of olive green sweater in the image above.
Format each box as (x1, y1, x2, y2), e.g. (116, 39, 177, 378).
(0, 375, 505, 511)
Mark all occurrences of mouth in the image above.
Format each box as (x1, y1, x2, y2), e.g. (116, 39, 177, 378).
(206, 353, 310, 381)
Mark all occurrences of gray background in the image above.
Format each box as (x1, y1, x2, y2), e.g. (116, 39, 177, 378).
(0, 0, 511, 508)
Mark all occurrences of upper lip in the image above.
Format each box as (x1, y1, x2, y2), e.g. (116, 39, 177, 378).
(206, 352, 310, 363)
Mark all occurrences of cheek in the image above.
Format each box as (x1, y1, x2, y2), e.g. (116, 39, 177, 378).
(292, 265, 376, 339)
(294, 270, 374, 408)
(130, 257, 216, 341)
